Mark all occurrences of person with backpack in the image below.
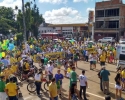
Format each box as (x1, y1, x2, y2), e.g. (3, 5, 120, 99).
(22, 59, 30, 80)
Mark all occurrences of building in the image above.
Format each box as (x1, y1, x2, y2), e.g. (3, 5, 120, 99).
(94, 0, 125, 41)
(38, 23, 54, 33)
(39, 23, 91, 39)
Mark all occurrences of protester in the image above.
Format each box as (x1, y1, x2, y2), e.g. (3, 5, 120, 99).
(100, 66, 110, 94)
(49, 78, 58, 100)
(34, 69, 43, 96)
(5, 77, 18, 100)
(121, 68, 125, 91)
(55, 69, 64, 96)
(79, 70, 88, 100)
(115, 68, 122, 100)
(0, 75, 7, 100)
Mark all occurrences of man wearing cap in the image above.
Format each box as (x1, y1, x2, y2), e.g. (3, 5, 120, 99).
(0, 75, 7, 100)
(100, 66, 110, 94)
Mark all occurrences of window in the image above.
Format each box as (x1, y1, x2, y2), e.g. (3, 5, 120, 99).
(96, 10, 104, 17)
(95, 21, 104, 28)
(105, 21, 119, 28)
(105, 8, 119, 17)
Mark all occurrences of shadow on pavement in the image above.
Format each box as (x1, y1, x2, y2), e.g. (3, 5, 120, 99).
(76, 67, 88, 71)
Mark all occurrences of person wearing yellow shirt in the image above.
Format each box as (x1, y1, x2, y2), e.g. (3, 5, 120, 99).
(100, 54, 106, 66)
(49, 78, 58, 100)
(3, 65, 14, 83)
(113, 48, 117, 64)
(10, 57, 17, 65)
(107, 50, 110, 63)
(5, 77, 18, 100)
(11, 63, 18, 74)
(121, 68, 125, 91)
(23, 59, 30, 80)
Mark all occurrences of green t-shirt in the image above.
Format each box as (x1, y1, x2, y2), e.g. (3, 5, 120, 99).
(70, 71, 77, 82)
(0, 80, 6, 92)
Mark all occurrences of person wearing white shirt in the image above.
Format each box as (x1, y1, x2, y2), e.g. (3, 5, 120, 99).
(93, 54, 97, 69)
(98, 48, 102, 56)
(34, 69, 43, 96)
(46, 62, 54, 81)
(89, 53, 93, 70)
(79, 70, 88, 100)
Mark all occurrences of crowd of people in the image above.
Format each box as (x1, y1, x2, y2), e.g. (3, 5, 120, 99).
(0, 37, 124, 100)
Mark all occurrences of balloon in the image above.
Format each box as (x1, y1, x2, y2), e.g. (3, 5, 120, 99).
(8, 43, 15, 51)
(14, 36, 17, 40)
(2, 52, 5, 57)
(30, 45, 33, 48)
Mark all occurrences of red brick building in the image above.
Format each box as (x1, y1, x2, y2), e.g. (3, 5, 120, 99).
(94, 0, 125, 41)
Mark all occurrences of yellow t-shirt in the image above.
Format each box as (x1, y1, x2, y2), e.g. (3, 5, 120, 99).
(107, 51, 110, 57)
(122, 70, 125, 78)
(100, 55, 105, 62)
(113, 50, 116, 57)
(10, 57, 17, 64)
(23, 62, 30, 71)
(11, 65, 18, 73)
(4, 68, 14, 79)
(67, 68, 71, 73)
(5, 82, 17, 96)
(49, 82, 57, 98)
(0, 72, 4, 76)
(17, 57, 22, 62)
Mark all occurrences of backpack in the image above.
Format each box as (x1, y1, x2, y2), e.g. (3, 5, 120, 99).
(23, 62, 26, 70)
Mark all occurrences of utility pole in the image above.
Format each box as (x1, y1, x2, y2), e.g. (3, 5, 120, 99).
(22, 0, 27, 47)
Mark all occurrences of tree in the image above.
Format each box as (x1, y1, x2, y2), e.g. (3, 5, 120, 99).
(17, 1, 44, 39)
(0, 6, 17, 35)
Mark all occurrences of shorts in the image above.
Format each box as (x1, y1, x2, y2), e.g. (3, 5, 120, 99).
(93, 61, 96, 64)
(115, 84, 122, 90)
(100, 62, 105, 66)
(74, 58, 78, 62)
(90, 61, 93, 65)
(41, 59, 44, 64)
(23, 70, 30, 75)
(76, 53, 79, 57)
(122, 78, 125, 82)
(48, 75, 53, 81)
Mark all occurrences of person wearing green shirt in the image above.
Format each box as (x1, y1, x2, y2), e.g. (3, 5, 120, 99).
(74, 53, 78, 67)
(0, 75, 7, 100)
(69, 67, 77, 88)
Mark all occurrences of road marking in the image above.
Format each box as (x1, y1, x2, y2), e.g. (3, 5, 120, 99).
(87, 92, 105, 99)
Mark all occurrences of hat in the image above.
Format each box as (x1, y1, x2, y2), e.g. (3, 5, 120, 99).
(102, 66, 105, 68)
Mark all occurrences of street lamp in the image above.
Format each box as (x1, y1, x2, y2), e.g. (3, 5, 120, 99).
(22, 0, 27, 47)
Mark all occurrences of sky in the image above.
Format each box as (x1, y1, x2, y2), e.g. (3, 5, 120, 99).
(0, 0, 125, 24)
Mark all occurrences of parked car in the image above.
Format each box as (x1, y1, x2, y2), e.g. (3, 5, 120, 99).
(119, 39, 125, 44)
(98, 37, 115, 43)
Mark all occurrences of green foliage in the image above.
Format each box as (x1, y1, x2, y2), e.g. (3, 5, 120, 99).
(17, 1, 44, 39)
(16, 32, 23, 45)
(0, 6, 17, 35)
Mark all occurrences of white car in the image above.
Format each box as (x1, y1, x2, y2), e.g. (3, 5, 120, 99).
(119, 39, 125, 44)
(98, 37, 115, 43)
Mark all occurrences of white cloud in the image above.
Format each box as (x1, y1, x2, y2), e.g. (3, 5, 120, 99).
(0, 0, 22, 9)
(39, 0, 67, 4)
(73, 0, 88, 3)
(86, 8, 94, 13)
(43, 7, 88, 24)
